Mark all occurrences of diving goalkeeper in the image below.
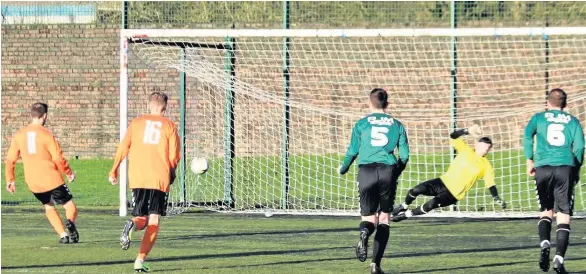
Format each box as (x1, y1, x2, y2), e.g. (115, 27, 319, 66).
(391, 125, 506, 222)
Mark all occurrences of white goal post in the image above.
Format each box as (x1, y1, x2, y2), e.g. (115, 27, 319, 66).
(119, 27, 586, 218)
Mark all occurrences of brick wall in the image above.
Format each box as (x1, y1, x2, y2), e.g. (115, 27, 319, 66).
(3, 26, 586, 160)
(2, 25, 120, 158)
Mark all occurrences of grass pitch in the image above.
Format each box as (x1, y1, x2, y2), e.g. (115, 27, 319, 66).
(2, 154, 585, 273)
(2, 209, 586, 274)
(3, 152, 584, 213)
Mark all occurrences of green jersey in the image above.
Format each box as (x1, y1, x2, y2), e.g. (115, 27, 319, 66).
(523, 110, 585, 168)
(340, 113, 409, 171)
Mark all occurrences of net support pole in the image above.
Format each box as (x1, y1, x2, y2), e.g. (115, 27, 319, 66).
(449, 0, 459, 212)
(280, 0, 291, 210)
(179, 47, 187, 203)
(449, 1, 458, 155)
(544, 3, 550, 104)
(223, 32, 236, 208)
(118, 1, 129, 217)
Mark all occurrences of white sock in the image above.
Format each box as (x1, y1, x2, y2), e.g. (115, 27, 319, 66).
(60, 232, 68, 238)
(540, 240, 550, 248)
(554, 255, 564, 264)
(405, 210, 413, 217)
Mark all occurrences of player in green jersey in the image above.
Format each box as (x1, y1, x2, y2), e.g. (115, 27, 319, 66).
(523, 88, 585, 274)
(339, 88, 410, 274)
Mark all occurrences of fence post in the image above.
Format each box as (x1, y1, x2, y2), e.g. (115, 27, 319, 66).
(223, 29, 236, 208)
(179, 47, 187, 203)
(281, 0, 291, 210)
(449, 0, 459, 212)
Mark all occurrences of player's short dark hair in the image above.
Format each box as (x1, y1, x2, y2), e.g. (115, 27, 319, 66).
(30, 102, 48, 118)
(369, 88, 388, 109)
(478, 137, 493, 146)
(149, 92, 168, 107)
(548, 88, 567, 109)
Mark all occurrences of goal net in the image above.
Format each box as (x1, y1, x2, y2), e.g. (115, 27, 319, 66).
(120, 28, 586, 217)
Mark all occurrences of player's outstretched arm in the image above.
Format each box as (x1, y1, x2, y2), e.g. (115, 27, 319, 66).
(4, 139, 20, 194)
(48, 135, 75, 183)
(109, 124, 133, 184)
(339, 124, 360, 175)
(448, 126, 477, 154)
(483, 162, 506, 209)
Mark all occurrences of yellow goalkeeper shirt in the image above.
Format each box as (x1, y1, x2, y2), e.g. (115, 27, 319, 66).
(439, 138, 495, 200)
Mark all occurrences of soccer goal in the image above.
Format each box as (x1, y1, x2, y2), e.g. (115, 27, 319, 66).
(119, 27, 586, 218)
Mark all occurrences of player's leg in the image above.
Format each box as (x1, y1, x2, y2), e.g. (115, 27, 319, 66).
(391, 177, 442, 216)
(356, 165, 379, 263)
(53, 184, 79, 243)
(134, 189, 167, 272)
(121, 189, 149, 250)
(134, 213, 159, 273)
(370, 164, 396, 274)
(392, 179, 453, 222)
(534, 166, 555, 272)
(34, 191, 69, 243)
(552, 166, 574, 274)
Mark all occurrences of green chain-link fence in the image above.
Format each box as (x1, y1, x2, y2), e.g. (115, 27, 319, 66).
(3, 1, 586, 27)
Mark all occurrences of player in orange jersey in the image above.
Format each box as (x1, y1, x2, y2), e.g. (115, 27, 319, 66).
(4, 102, 79, 244)
(109, 92, 180, 273)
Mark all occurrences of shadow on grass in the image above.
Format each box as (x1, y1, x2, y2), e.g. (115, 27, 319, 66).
(8, 242, 585, 271)
(193, 243, 586, 271)
(1, 246, 349, 269)
(126, 221, 452, 243)
(59, 222, 453, 245)
(400, 257, 586, 274)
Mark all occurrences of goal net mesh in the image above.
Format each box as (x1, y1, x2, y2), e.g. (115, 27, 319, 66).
(125, 31, 586, 217)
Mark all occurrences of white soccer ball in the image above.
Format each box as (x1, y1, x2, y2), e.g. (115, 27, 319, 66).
(190, 157, 208, 175)
(264, 211, 274, 218)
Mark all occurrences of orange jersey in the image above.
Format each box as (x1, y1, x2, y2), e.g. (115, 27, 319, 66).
(109, 115, 180, 192)
(4, 124, 72, 193)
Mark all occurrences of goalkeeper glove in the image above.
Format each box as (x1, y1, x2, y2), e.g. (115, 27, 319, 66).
(493, 197, 507, 209)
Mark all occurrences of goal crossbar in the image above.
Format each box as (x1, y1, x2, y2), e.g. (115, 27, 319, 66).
(122, 27, 586, 39)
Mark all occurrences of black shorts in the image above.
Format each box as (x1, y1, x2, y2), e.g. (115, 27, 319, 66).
(535, 165, 575, 215)
(131, 188, 169, 217)
(33, 184, 73, 205)
(416, 178, 458, 208)
(357, 163, 398, 216)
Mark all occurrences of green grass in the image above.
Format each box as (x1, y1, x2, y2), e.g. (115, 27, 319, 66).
(2, 209, 586, 273)
(2, 152, 585, 214)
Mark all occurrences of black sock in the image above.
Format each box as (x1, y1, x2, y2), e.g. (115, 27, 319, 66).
(359, 221, 376, 237)
(411, 199, 437, 216)
(538, 216, 552, 245)
(372, 223, 390, 266)
(411, 207, 425, 216)
(555, 224, 570, 257)
(405, 189, 417, 205)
